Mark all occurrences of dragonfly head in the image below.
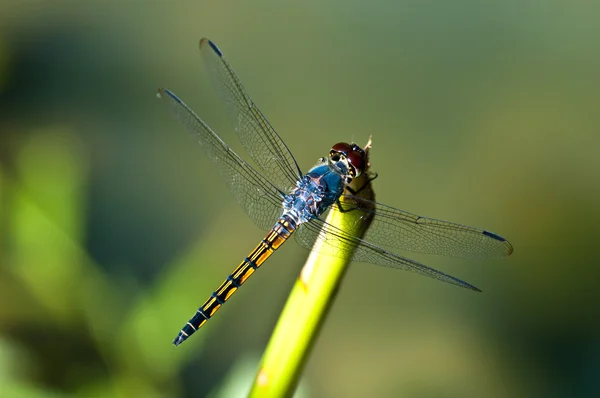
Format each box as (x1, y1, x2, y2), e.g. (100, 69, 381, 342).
(328, 142, 366, 183)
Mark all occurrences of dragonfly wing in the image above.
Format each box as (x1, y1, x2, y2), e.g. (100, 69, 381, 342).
(330, 195, 513, 258)
(295, 220, 481, 291)
(159, 88, 284, 231)
(199, 38, 303, 191)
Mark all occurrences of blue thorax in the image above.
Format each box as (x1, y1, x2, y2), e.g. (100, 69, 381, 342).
(282, 162, 345, 225)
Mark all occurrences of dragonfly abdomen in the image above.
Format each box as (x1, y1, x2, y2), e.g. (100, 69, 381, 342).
(172, 216, 297, 346)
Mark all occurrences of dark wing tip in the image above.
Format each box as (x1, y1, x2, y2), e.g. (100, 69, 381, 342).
(457, 278, 482, 292)
(200, 37, 223, 57)
(482, 230, 514, 256)
(157, 88, 183, 104)
(482, 230, 505, 241)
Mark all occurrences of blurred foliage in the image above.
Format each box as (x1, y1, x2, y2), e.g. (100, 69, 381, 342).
(1, 1, 599, 397)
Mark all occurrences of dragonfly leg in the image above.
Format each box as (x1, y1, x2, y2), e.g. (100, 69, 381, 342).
(335, 198, 360, 213)
(345, 172, 378, 195)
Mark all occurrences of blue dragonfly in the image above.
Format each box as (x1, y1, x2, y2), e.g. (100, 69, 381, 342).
(158, 38, 513, 346)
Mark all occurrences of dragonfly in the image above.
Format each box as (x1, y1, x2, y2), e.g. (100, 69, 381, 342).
(158, 38, 513, 346)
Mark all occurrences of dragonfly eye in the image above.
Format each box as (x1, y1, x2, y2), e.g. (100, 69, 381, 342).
(331, 142, 352, 155)
(346, 147, 365, 178)
(330, 142, 365, 178)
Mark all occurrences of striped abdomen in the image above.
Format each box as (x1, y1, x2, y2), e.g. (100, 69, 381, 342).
(172, 217, 296, 346)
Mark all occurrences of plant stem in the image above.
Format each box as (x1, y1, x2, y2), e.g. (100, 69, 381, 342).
(249, 139, 375, 398)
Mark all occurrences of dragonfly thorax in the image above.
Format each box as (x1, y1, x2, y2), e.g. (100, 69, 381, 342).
(283, 169, 344, 225)
(327, 157, 353, 184)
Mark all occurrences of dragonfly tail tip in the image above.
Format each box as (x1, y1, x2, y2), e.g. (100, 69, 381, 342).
(172, 335, 185, 346)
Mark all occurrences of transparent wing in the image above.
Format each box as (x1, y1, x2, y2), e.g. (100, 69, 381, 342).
(295, 218, 481, 291)
(158, 88, 284, 231)
(199, 38, 303, 191)
(330, 195, 513, 258)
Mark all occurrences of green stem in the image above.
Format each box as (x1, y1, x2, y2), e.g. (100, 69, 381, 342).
(249, 140, 375, 398)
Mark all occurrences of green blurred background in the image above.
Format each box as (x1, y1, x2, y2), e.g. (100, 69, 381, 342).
(1, 1, 599, 397)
